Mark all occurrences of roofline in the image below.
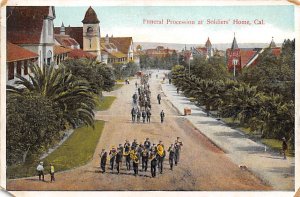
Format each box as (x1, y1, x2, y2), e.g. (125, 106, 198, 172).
(7, 56, 38, 63)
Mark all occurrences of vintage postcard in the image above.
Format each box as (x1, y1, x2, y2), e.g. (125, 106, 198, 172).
(0, 0, 299, 196)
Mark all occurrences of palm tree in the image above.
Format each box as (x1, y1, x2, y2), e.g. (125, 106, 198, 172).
(7, 64, 96, 128)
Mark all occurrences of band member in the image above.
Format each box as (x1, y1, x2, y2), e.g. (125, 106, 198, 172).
(150, 151, 157, 177)
(99, 149, 107, 173)
(117, 144, 124, 166)
(144, 138, 151, 150)
(141, 148, 149, 172)
(124, 145, 131, 170)
(174, 137, 183, 165)
(130, 148, 139, 176)
(109, 146, 117, 171)
(157, 141, 165, 174)
(168, 144, 175, 170)
(132, 139, 138, 149)
(116, 149, 123, 174)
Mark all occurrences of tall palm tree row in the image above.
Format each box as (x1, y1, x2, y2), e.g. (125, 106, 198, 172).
(171, 66, 294, 145)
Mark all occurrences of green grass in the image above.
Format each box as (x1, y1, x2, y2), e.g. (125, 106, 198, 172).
(7, 120, 105, 179)
(261, 138, 294, 157)
(112, 84, 124, 91)
(95, 96, 116, 111)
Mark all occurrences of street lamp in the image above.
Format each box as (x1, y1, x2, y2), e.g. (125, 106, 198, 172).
(188, 52, 193, 77)
(232, 58, 238, 80)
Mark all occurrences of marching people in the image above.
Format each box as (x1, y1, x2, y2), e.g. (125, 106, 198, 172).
(142, 110, 146, 123)
(131, 107, 137, 122)
(150, 151, 157, 177)
(141, 147, 149, 172)
(157, 94, 161, 104)
(49, 163, 55, 182)
(116, 149, 123, 174)
(36, 161, 44, 181)
(132, 139, 138, 149)
(160, 110, 165, 123)
(130, 148, 139, 176)
(118, 144, 124, 166)
(282, 137, 288, 160)
(136, 109, 141, 123)
(146, 109, 151, 123)
(124, 143, 131, 170)
(109, 146, 117, 171)
(144, 138, 151, 150)
(157, 141, 165, 174)
(174, 137, 183, 165)
(135, 81, 138, 88)
(100, 149, 107, 173)
(168, 144, 175, 170)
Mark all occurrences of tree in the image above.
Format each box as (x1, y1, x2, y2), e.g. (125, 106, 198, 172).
(7, 92, 62, 164)
(7, 63, 96, 128)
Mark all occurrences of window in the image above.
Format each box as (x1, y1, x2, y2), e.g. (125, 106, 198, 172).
(17, 62, 22, 75)
(87, 27, 93, 34)
(8, 63, 14, 80)
(89, 39, 92, 48)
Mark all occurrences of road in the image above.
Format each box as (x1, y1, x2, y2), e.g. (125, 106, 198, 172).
(7, 71, 271, 191)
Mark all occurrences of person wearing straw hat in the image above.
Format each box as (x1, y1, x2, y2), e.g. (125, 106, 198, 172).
(36, 161, 44, 181)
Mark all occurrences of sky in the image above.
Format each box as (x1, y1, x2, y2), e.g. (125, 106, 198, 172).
(54, 6, 295, 44)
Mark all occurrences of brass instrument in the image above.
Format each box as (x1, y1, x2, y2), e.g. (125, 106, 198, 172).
(157, 144, 164, 157)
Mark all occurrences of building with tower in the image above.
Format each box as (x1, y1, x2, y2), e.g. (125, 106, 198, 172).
(226, 34, 282, 75)
(191, 37, 214, 59)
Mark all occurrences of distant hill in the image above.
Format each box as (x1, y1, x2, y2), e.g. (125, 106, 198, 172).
(134, 42, 282, 51)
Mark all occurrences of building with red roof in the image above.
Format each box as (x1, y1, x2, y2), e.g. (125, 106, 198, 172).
(7, 6, 56, 67)
(192, 37, 214, 59)
(226, 35, 281, 76)
(6, 42, 39, 85)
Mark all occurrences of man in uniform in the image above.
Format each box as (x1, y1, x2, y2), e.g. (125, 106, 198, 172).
(146, 109, 151, 123)
(131, 148, 139, 176)
(115, 149, 123, 174)
(132, 139, 138, 149)
(157, 94, 161, 104)
(131, 107, 136, 122)
(160, 110, 165, 123)
(168, 144, 175, 170)
(174, 137, 183, 165)
(109, 146, 117, 171)
(100, 149, 107, 173)
(141, 147, 149, 172)
(124, 143, 131, 170)
(150, 151, 157, 177)
(117, 144, 124, 167)
(142, 110, 146, 123)
(157, 141, 165, 174)
(144, 138, 151, 150)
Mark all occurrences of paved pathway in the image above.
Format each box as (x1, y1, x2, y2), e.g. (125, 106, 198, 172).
(160, 71, 294, 191)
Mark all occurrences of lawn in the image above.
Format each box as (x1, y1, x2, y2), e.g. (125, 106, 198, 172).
(95, 96, 116, 111)
(7, 120, 105, 179)
(112, 84, 124, 91)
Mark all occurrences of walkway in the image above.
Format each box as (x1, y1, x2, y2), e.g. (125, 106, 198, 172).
(161, 74, 294, 191)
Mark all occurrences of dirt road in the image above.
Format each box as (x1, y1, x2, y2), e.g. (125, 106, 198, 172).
(7, 72, 271, 191)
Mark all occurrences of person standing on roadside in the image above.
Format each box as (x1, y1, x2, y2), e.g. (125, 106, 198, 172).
(36, 162, 44, 181)
(160, 110, 165, 123)
(49, 163, 55, 182)
(282, 137, 288, 160)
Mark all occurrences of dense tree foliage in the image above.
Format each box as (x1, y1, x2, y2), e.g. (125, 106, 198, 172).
(172, 40, 295, 148)
(112, 61, 139, 80)
(61, 59, 115, 94)
(7, 63, 98, 164)
(140, 52, 178, 70)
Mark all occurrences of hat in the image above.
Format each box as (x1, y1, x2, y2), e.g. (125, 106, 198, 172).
(282, 137, 286, 140)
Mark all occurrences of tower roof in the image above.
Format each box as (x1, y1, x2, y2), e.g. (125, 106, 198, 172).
(269, 37, 276, 48)
(205, 37, 212, 48)
(231, 33, 239, 50)
(82, 6, 100, 24)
